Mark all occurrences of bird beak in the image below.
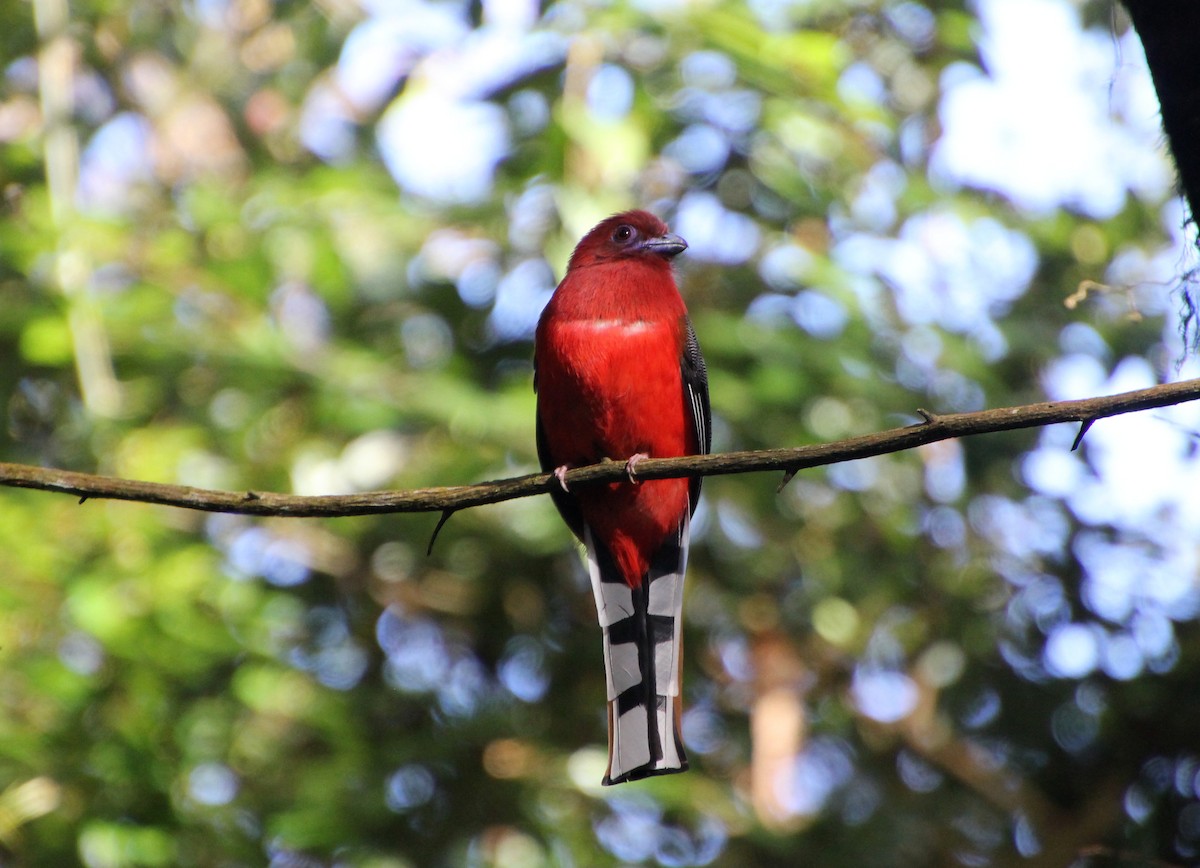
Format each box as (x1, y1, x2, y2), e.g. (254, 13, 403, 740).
(640, 233, 688, 259)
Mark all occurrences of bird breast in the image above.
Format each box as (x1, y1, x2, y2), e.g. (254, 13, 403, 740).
(537, 317, 688, 465)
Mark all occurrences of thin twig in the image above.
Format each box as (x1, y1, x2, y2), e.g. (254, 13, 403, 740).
(2, 378, 1199, 517)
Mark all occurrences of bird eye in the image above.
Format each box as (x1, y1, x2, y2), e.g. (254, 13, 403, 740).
(613, 224, 635, 243)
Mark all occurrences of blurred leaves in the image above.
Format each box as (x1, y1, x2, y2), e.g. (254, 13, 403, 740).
(1, 0, 1198, 866)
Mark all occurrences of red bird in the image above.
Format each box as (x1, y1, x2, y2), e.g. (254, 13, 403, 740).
(534, 210, 710, 785)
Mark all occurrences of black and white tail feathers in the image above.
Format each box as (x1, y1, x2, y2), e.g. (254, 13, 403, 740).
(585, 512, 690, 785)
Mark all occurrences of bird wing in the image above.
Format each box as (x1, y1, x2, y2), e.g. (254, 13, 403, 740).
(534, 360, 586, 541)
(681, 316, 712, 514)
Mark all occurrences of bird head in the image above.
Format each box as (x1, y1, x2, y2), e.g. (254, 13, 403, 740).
(567, 210, 688, 271)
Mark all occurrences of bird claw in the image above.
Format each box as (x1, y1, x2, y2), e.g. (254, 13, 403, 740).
(553, 465, 571, 492)
(624, 453, 649, 483)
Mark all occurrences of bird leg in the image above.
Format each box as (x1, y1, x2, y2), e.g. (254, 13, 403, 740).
(624, 452, 649, 483)
(553, 465, 571, 492)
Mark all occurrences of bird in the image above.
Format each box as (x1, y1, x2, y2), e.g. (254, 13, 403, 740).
(534, 209, 710, 785)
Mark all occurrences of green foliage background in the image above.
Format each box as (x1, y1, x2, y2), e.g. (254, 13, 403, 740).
(1, 0, 1197, 866)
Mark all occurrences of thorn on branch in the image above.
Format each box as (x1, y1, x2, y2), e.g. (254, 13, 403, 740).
(427, 508, 456, 556)
(244, 491, 261, 501)
(916, 408, 939, 424)
(777, 469, 798, 493)
(1071, 419, 1095, 451)
(78, 496, 88, 504)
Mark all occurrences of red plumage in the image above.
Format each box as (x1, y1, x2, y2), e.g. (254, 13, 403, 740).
(534, 209, 710, 784)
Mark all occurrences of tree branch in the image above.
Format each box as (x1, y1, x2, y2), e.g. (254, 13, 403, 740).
(3, 378, 1199, 518)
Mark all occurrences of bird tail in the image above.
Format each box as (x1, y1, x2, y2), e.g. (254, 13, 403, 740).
(585, 514, 690, 785)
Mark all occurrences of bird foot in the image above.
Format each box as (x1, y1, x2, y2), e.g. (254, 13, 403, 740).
(553, 465, 571, 492)
(624, 453, 649, 483)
